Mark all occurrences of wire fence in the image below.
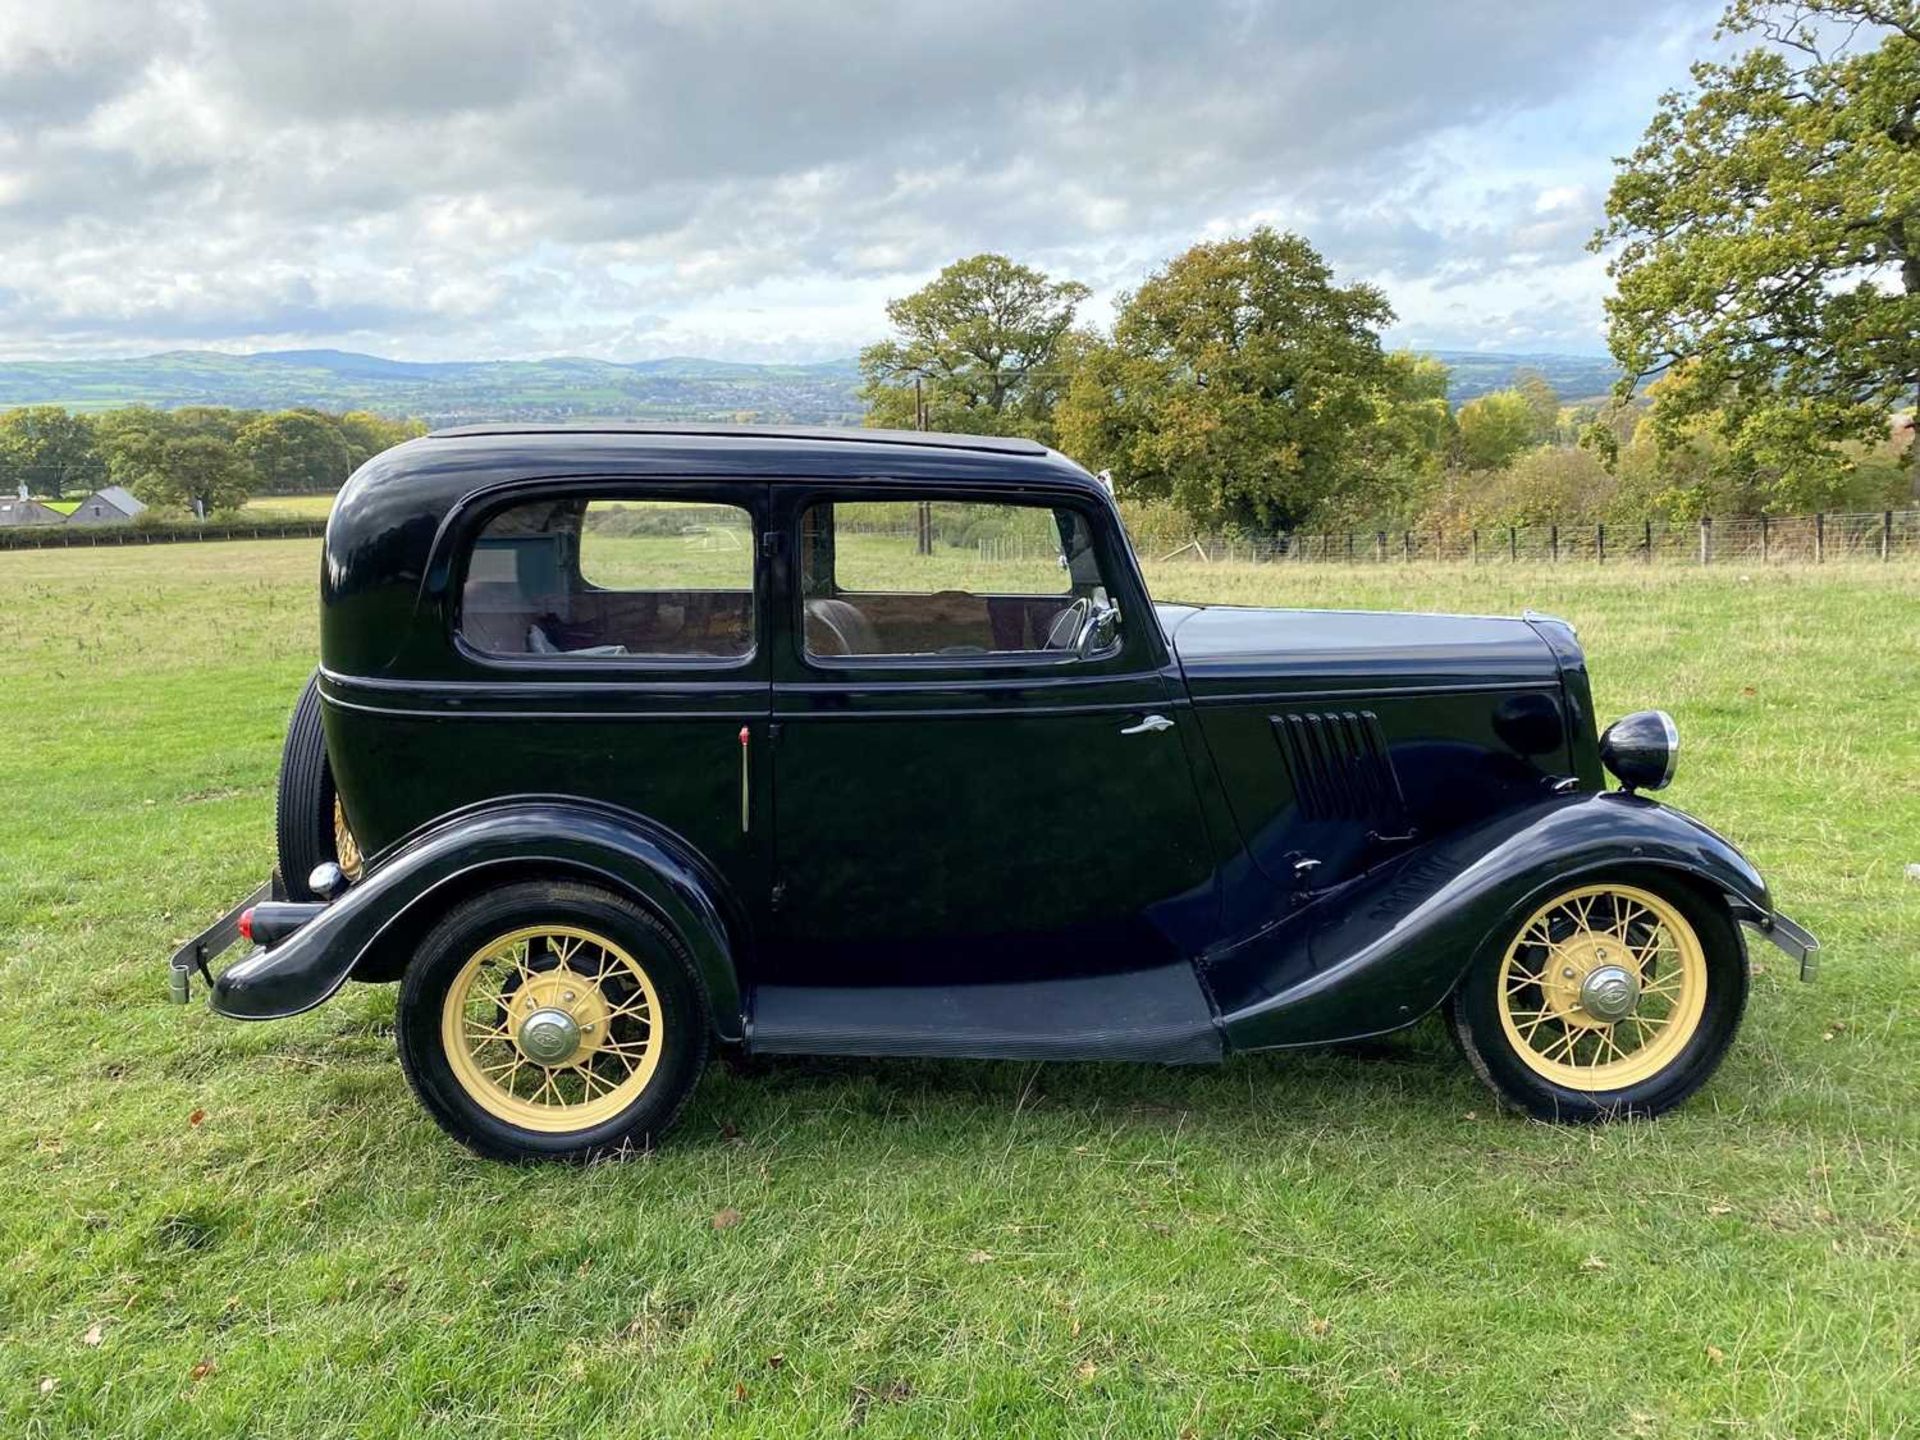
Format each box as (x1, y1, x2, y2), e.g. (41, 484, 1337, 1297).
(3, 507, 1916, 566)
(1145, 509, 1920, 567)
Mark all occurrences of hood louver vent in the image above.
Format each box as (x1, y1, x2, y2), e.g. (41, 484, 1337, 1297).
(1271, 710, 1408, 823)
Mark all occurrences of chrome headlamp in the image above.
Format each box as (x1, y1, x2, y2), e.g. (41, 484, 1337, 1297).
(1598, 709, 1679, 793)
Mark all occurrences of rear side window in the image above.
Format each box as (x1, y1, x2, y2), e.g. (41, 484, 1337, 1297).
(798, 498, 1109, 660)
(460, 498, 753, 661)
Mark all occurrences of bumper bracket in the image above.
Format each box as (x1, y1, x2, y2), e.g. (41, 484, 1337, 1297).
(168, 880, 274, 1003)
(1752, 910, 1820, 982)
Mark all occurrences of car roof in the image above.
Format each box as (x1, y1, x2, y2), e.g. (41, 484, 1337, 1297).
(321, 423, 1113, 674)
(426, 421, 1050, 459)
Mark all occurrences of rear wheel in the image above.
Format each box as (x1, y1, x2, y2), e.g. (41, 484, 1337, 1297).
(1448, 874, 1747, 1122)
(274, 671, 362, 899)
(395, 881, 711, 1161)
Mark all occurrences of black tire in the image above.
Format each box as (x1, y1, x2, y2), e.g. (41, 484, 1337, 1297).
(1447, 870, 1748, 1123)
(395, 880, 711, 1162)
(274, 671, 344, 901)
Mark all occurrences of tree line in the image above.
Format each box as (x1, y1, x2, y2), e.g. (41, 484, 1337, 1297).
(0, 405, 425, 516)
(861, 0, 1917, 534)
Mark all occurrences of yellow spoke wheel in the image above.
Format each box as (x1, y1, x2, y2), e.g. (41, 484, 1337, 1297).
(1496, 883, 1708, 1091)
(333, 796, 363, 880)
(441, 924, 665, 1132)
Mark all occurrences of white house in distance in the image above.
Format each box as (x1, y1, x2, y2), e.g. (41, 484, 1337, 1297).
(65, 486, 148, 525)
(0, 486, 64, 526)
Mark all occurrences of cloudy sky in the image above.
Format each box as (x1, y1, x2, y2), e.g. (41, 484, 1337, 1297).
(0, 0, 1728, 363)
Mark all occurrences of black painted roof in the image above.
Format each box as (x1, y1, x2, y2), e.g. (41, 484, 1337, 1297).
(427, 421, 1049, 458)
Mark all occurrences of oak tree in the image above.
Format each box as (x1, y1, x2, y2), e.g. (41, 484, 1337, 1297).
(859, 254, 1090, 440)
(0, 406, 105, 500)
(1597, 0, 1920, 503)
(1057, 229, 1395, 531)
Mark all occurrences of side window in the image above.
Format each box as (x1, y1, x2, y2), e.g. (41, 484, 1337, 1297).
(799, 498, 1111, 660)
(460, 497, 754, 661)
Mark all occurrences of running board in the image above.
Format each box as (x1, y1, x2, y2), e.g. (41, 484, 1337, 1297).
(747, 963, 1221, 1064)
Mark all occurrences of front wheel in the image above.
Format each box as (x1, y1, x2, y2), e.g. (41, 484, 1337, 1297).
(396, 881, 711, 1161)
(1448, 874, 1748, 1122)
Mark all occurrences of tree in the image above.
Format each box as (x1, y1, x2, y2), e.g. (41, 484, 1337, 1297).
(1596, 0, 1920, 503)
(134, 436, 255, 515)
(1320, 352, 1456, 524)
(1513, 368, 1562, 442)
(94, 409, 254, 515)
(236, 409, 354, 494)
(0, 406, 105, 499)
(335, 410, 426, 468)
(1455, 388, 1540, 470)
(860, 254, 1091, 440)
(94, 408, 175, 490)
(1056, 228, 1395, 531)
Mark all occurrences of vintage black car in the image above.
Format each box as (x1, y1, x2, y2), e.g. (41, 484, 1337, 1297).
(170, 425, 1816, 1161)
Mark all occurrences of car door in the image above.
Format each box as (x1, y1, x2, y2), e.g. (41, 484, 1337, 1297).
(764, 483, 1216, 987)
(352, 481, 775, 924)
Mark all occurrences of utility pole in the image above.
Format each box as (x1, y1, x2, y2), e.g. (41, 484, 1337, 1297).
(914, 377, 932, 555)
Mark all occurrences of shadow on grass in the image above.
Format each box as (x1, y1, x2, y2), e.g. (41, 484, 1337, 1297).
(678, 1019, 1474, 1147)
(217, 1001, 1482, 1172)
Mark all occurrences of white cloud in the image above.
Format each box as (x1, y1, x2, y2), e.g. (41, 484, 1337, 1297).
(0, 0, 1723, 361)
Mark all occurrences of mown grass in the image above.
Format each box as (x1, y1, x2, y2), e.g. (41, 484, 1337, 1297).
(0, 540, 1914, 1438)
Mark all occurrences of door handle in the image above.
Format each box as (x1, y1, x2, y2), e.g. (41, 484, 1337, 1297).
(1121, 714, 1175, 735)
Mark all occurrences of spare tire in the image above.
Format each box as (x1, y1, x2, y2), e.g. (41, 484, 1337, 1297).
(275, 671, 362, 900)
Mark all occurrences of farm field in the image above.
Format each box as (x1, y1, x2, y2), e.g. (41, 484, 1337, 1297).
(242, 494, 338, 519)
(0, 539, 1914, 1438)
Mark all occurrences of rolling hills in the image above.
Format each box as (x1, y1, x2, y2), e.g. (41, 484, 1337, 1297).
(0, 347, 1619, 425)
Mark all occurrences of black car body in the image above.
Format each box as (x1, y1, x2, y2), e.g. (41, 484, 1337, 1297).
(171, 425, 1815, 1159)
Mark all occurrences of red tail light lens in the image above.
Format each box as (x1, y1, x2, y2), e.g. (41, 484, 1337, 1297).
(237, 908, 254, 942)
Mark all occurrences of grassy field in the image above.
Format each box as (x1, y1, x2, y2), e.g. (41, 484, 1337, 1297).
(242, 495, 338, 519)
(0, 540, 1914, 1438)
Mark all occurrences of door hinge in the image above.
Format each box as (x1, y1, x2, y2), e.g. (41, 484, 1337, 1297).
(760, 531, 780, 559)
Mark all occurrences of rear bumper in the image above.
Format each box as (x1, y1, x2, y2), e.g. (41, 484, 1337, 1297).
(168, 880, 274, 1004)
(1747, 909, 1820, 982)
(167, 880, 327, 1008)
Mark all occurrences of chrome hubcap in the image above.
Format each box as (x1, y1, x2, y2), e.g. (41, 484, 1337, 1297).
(517, 1006, 583, 1064)
(1578, 963, 1641, 1023)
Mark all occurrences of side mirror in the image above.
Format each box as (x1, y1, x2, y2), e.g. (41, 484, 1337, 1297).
(1079, 603, 1121, 657)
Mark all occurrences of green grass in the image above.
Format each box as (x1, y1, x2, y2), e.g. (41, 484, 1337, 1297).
(242, 494, 338, 519)
(0, 541, 1914, 1438)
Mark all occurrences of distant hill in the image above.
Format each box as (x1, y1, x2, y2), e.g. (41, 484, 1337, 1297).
(0, 349, 866, 427)
(0, 346, 1617, 424)
(1425, 350, 1622, 404)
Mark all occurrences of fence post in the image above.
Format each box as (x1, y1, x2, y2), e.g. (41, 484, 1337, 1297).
(1375, 530, 1386, 563)
(1509, 526, 1517, 562)
(1699, 516, 1711, 565)
(1884, 509, 1894, 561)
(1471, 528, 1479, 565)
(1549, 523, 1559, 564)
(1644, 518, 1653, 563)
(1402, 530, 1412, 563)
(1345, 531, 1354, 563)
(1761, 514, 1770, 563)
(1815, 512, 1825, 564)
(1596, 523, 1605, 565)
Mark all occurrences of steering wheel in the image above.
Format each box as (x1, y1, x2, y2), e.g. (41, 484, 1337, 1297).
(1043, 597, 1092, 651)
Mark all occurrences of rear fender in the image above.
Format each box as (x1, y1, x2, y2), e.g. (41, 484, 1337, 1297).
(209, 798, 745, 1038)
(1209, 791, 1770, 1051)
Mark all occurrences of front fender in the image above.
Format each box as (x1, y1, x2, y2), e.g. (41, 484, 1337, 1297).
(1210, 791, 1773, 1051)
(209, 798, 745, 1038)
